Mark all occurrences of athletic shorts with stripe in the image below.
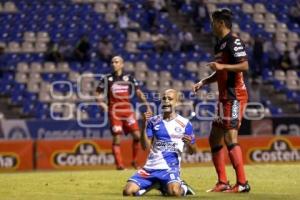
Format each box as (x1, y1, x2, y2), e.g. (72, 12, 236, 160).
(212, 99, 247, 130)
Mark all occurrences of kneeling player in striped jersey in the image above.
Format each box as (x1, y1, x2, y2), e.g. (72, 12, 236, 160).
(123, 89, 196, 197)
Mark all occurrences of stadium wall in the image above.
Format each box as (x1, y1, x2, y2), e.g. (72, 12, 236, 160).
(0, 118, 299, 171)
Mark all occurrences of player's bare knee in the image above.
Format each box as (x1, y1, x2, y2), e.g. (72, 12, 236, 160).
(132, 131, 140, 140)
(168, 188, 181, 196)
(123, 189, 136, 196)
(123, 182, 139, 196)
(113, 135, 121, 144)
(167, 184, 181, 197)
(122, 188, 130, 196)
(133, 135, 140, 141)
(122, 187, 135, 196)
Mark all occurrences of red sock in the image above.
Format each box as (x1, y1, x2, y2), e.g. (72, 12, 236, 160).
(112, 144, 123, 168)
(228, 144, 246, 184)
(212, 145, 227, 183)
(132, 139, 140, 162)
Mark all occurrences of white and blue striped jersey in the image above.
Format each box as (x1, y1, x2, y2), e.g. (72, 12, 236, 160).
(143, 114, 195, 170)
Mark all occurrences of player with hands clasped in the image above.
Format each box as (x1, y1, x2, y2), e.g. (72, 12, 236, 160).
(123, 89, 196, 197)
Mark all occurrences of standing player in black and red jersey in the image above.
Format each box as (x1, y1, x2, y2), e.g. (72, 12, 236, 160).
(193, 8, 250, 193)
(96, 56, 152, 170)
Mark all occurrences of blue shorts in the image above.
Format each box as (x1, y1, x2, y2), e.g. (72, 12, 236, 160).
(128, 168, 181, 191)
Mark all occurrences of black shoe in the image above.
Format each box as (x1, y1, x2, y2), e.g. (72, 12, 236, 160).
(181, 180, 196, 195)
(116, 166, 126, 170)
(151, 182, 168, 196)
(131, 161, 140, 169)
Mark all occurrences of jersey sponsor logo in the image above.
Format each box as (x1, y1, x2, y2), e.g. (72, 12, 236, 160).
(234, 46, 244, 51)
(111, 83, 129, 93)
(0, 153, 19, 170)
(154, 140, 178, 152)
(249, 138, 300, 163)
(234, 51, 247, 57)
(220, 42, 227, 50)
(52, 141, 114, 168)
(231, 100, 239, 119)
(234, 39, 241, 45)
(169, 134, 184, 139)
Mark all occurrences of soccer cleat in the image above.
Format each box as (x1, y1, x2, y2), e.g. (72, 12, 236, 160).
(157, 184, 168, 196)
(223, 181, 251, 193)
(206, 181, 231, 192)
(116, 165, 126, 170)
(181, 180, 196, 195)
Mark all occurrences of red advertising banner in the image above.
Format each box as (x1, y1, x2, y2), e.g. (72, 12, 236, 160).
(36, 139, 148, 170)
(189, 136, 300, 165)
(240, 136, 300, 164)
(0, 140, 33, 171)
(36, 136, 300, 170)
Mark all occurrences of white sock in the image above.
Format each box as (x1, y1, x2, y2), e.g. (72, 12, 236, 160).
(135, 189, 146, 196)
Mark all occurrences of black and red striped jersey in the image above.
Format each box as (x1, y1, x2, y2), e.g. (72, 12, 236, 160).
(96, 72, 140, 110)
(214, 32, 248, 100)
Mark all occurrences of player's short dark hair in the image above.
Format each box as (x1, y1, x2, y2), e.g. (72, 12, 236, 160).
(212, 8, 233, 29)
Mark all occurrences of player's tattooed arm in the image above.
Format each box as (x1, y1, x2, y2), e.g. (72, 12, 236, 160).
(141, 111, 153, 151)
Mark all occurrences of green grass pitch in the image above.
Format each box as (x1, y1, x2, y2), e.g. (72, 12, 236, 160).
(0, 164, 299, 200)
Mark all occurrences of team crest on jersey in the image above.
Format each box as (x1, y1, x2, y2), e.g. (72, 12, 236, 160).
(175, 127, 182, 133)
(123, 76, 129, 82)
(220, 42, 227, 50)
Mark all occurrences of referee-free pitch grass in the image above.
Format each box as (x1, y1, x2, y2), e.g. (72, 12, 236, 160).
(0, 164, 299, 200)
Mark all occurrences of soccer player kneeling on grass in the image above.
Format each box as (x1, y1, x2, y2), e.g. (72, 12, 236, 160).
(123, 89, 196, 197)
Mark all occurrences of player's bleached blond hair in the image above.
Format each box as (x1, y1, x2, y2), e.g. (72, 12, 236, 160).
(112, 55, 124, 63)
(163, 89, 181, 102)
